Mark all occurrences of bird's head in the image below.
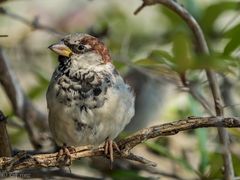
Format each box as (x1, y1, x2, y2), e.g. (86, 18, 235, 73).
(49, 33, 111, 68)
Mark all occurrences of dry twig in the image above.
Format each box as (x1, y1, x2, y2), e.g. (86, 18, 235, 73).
(0, 116, 239, 171)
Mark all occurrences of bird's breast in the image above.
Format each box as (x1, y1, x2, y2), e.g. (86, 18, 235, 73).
(47, 65, 135, 146)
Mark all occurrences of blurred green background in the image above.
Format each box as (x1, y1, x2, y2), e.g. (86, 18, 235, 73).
(0, 0, 240, 179)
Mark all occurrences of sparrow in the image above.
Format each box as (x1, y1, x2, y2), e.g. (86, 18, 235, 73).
(47, 33, 135, 163)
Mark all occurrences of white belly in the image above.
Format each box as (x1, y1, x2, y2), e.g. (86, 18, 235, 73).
(47, 81, 135, 146)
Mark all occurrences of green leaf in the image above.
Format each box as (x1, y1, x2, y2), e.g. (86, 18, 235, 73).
(228, 128, 240, 139)
(134, 58, 163, 66)
(113, 60, 126, 70)
(223, 24, 240, 55)
(172, 32, 192, 72)
(208, 152, 224, 179)
(134, 57, 178, 80)
(224, 38, 240, 55)
(208, 152, 240, 178)
(134, 49, 174, 71)
(148, 50, 174, 66)
(224, 24, 240, 38)
(190, 53, 239, 74)
(28, 86, 46, 99)
(232, 153, 240, 176)
(201, 1, 239, 32)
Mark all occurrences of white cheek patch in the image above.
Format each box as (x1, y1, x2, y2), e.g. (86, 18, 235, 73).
(85, 44, 92, 50)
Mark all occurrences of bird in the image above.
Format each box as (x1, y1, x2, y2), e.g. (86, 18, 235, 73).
(47, 33, 135, 164)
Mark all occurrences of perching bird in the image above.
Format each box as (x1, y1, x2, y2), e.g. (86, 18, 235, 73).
(47, 33, 135, 163)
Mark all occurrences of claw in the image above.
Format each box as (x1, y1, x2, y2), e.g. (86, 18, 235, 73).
(104, 138, 121, 168)
(113, 141, 120, 153)
(56, 145, 76, 166)
(104, 139, 109, 156)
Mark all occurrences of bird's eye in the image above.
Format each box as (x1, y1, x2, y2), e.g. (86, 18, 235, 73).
(76, 44, 86, 52)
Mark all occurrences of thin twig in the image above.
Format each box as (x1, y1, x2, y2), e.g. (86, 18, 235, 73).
(206, 72, 234, 179)
(0, 7, 62, 35)
(0, 116, 239, 171)
(0, 7, 108, 38)
(134, 1, 234, 178)
(180, 72, 214, 115)
(188, 85, 214, 115)
(125, 153, 157, 167)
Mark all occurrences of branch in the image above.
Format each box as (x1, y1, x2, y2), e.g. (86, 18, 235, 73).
(179, 72, 214, 115)
(206, 72, 234, 179)
(0, 111, 11, 157)
(0, 0, 7, 3)
(0, 7, 108, 38)
(135, 0, 234, 178)
(0, 116, 239, 171)
(0, 7, 62, 35)
(0, 48, 49, 149)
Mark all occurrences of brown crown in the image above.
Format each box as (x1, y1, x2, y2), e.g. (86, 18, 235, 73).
(81, 36, 111, 63)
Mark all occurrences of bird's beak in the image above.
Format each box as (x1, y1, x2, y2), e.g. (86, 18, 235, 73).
(48, 42, 72, 57)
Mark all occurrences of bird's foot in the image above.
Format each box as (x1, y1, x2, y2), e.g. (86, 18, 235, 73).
(56, 145, 76, 166)
(104, 138, 121, 168)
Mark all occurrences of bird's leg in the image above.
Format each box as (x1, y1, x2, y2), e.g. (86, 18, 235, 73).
(104, 137, 121, 168)
(56, 144, 76, 166)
